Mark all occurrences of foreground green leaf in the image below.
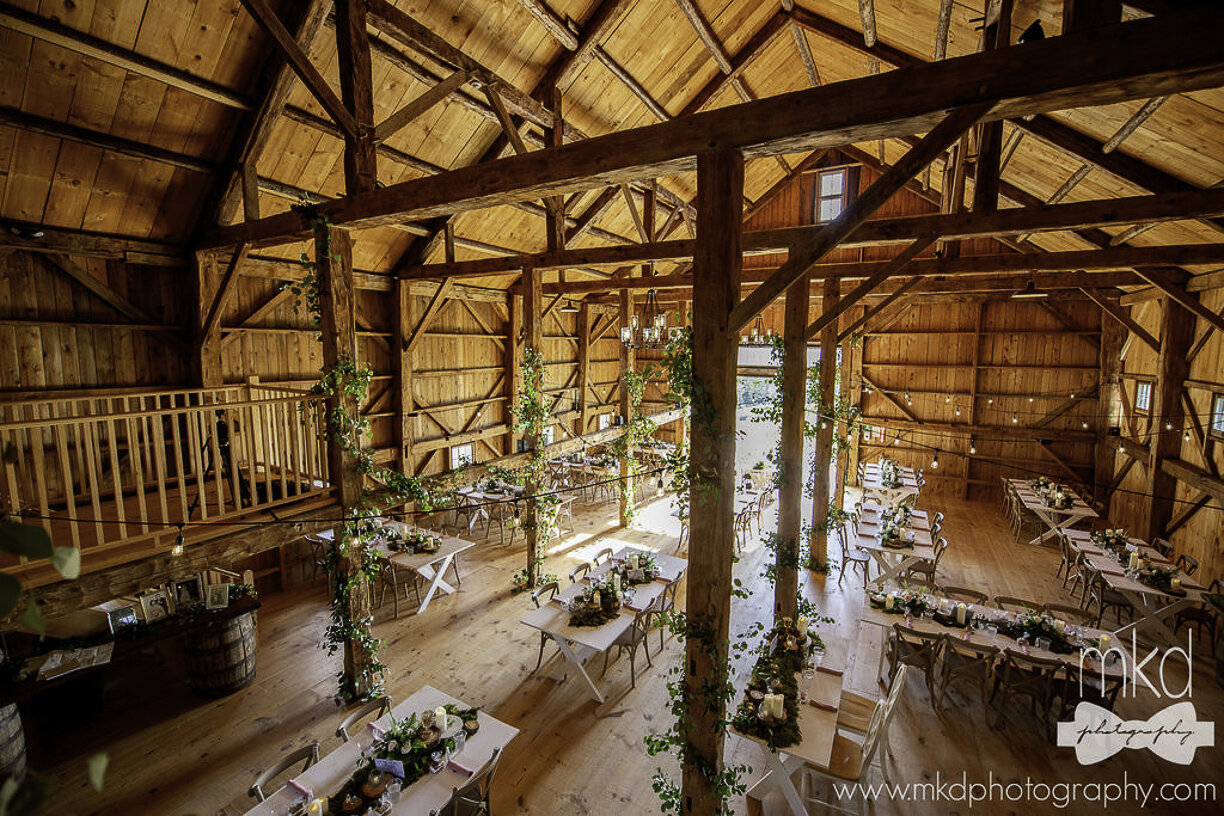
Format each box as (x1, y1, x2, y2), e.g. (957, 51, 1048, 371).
(0, 574, 20, 618)
(50, 547, 80, 580)
(19, 598, 44, 636)
(87, 752, 108, 791)
(0, 524, 52, 560)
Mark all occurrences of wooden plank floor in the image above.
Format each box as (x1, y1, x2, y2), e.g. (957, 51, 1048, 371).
(31, 489, 1224, 815)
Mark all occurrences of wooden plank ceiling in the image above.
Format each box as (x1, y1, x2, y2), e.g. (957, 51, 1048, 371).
(0, 0, 1221, 293)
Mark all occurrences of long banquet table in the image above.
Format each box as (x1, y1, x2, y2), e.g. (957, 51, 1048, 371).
(861, 463, 921, 506)
(1009, 478, 1097, 546)
(1065, 529, 1208, 646)
(855, 504, 935, 586)
(243, 685, 518, 816)
(520, 546, 687, 703)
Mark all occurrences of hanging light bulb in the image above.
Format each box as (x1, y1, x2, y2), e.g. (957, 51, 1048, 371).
(1082, 420, 1089, 429)
(172, 524, 185, 557)
(931, 450, 940, 469)
(656, 476, 665, 496)
(945, 395, 951, 403)
(1028, 396, 1034, 403)
(513, 502, 521, 520)
(1165, 420, 1173, 431)
(988, 397, 994, 405)
(1012, 413, 1019, 424)
(954, 407, 961, 417)
(1183, 430, 1191, 442)
(969, 440, 977, 455)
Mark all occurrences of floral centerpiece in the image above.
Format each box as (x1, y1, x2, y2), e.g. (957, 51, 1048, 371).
(878, 457, 903, 489)
(609, 551, 659, 585)
(386, 528, 441, 555)
(1091, 528, 1129, 552)
(731, 617, 821, 749)
(326, 704, 479, 813)
(996, 608, 1077, 654)
(566, 575, 627, 627)
(868, 585, 929, 615)
(1029, 475, 1054, 492)
(1042, 485, 1074, 509)
(877, 502, 913, 549)
(1140, 564, 1182, 593)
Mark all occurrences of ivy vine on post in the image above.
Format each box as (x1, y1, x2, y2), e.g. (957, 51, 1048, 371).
(508, 347, 557, 591)
(610, 367, 657, 527)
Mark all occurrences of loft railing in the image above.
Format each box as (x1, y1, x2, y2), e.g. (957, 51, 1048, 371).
(0, 384, 332, 585)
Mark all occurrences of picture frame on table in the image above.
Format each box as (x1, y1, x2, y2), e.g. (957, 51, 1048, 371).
(139, 590, 172, 623)
(107, 605, 138, 633)
(173, 575, 204, 608)
(205, 582, 231, 610)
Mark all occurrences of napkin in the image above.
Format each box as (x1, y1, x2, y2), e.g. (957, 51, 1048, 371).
(448, 758, 475, 777)
(808, 700, 837, 712)
(816, 665, 843, 677)
(1099, 567, 1125, 577)
(287, 779, 312, 798)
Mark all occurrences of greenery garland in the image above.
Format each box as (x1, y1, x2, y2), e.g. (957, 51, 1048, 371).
(507, 346, 559, 591)
(610, 367, 658, 526)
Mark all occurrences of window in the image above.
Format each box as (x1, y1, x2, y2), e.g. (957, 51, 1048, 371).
(449, 443, 473, 469)
(597, 413, 612, 430)
(541, 426, 555, 446)
(1134, 380, 1153, 414)
(815, 168, 851, 223)
(1210, 393, 1224, 439)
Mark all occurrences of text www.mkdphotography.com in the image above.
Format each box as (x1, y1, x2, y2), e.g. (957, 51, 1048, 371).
(828, 771, 1216, 809)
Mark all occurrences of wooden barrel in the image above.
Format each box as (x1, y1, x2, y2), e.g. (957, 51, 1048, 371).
(0, 704, 26, 780)
(182, 611, 258, 698)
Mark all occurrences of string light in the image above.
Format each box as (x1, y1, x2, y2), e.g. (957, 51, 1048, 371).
(1184, 430, 1191, 442)
(1012, 413, 1019, 424)
(931, 450, 940, 469)
(171, 523, 185, 557)
(1082, 420, 1089, 429)
(969, 440, 977, 455)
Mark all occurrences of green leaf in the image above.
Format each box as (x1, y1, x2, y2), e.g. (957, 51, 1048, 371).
(87, 752, 109, 791)
(0, 574, 20, 617)
(0, 523, 52, 560)
(51, 546, 81, 580)
(20, 598, 45, 636)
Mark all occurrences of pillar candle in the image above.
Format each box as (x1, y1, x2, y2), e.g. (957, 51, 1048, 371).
(1128, 552, 1139, 571)
(955, 602, 967, 625)
(308, 799, 327, 816)
(938, 598, 949, 614)
(1100, 634, 1111, 651)
(435, 707, 448, 731)
(1171, 577, 1181, 592)
(591, 590, 600, 607)
(885, 595, 895, 611)
(1054, 619, 1066, 635)
(797, 616, 808, 632)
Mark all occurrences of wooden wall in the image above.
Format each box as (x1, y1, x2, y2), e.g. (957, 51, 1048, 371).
(1110, 287, 1224, 586)
(0, 250, 189, 393)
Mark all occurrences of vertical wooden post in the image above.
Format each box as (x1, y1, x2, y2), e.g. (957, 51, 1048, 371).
(578, 302, 592, 434)
(335, 0, 377, 193)
(972, 0, 1011, 215)
(835, 330, 853, 510)
(505, 290, 523, 455)
(676, 301, 690, 450)
(845, 307, 865, 487)
(775, 274, 808, 621)
(522, 266, 544, 585)
(965, 301, 985, 498)
(393, 279, 414, 477)
(1144, 296, 1193, 540)
(192, 251, 223, 388)
(316, 223, 373, 698)
(808, 276, 840, 568)
(619, 287, 636, 526)
(545, 86, 565, 253)
(1094, 310, 1126, 514)
(682, 148, 742, 816)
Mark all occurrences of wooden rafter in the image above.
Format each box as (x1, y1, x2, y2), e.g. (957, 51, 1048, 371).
(1079, 288, 1161, 352)
(837, 276, 924, 342)
(404, 278, 455, 355)
(237, 0, 357, 137)
(729, 103, 989, 333)
(860, 372, 919, 423)
(1134, 268, 1224, 336)
(374, 70, 469, 142)
(804, 237, 934, 339)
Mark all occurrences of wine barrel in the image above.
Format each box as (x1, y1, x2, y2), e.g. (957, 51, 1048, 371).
(182, 611, 258, 698)
(0, 704, 26, 780)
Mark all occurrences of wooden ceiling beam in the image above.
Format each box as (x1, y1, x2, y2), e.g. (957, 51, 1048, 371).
(838, 276, 923, 342)
(202, 9, 1224, 249)
(731, 102, 988, 332)
(1079, 287, 1161, 352)
(803, 237, 934, 339)
(0, 106, 216, 175)
(373, 69, 469, 142)
(0, 222, 185, 266)
(238, 0, 357, 137)
(212, 0, 333, 227)
(679, 10, 790, 116)
(1134, 267, 1224, 336)
(514, 0, 580, 50)
(0, 1, 252, 110)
